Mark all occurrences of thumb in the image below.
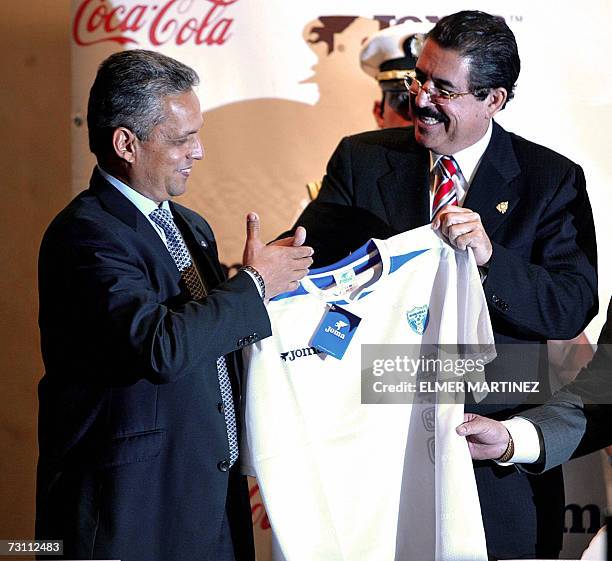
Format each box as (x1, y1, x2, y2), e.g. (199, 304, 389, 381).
(246, 212, 261, 243)
(456, 413, 481, 436)
(292, 226, 307, 247)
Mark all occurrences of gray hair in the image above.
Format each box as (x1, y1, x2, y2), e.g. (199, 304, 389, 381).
(87, 49, 199, 158)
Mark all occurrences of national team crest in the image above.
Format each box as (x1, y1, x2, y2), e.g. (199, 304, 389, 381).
(427, 436, 435, 464)
(407, 305, 429, 335)
(422, 407, 435, 432)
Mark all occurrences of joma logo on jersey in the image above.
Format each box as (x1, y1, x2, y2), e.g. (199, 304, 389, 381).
(280, 347, 324, 362)
(324, 320, 348, 339)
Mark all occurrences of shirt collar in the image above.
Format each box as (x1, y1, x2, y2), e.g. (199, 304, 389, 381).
(97, 165, 171, 215)
(429, 119, 493, 184)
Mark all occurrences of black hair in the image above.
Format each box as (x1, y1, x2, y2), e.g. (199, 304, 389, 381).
(427, 10, 520, 107)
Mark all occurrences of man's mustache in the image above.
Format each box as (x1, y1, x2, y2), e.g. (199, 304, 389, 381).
(412, 106, 449, 123)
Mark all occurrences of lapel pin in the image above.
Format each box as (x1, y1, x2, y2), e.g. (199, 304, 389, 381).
(200, 240, 208, 248)
(496, 201, 509, 214)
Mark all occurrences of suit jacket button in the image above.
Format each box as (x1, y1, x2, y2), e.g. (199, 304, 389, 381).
(217, 402, 225, 414)
(237, 338, 244, 347)
(217, 459, 230, 472)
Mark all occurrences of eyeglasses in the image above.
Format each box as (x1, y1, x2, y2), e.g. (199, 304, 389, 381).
(403, 70, 485, 106)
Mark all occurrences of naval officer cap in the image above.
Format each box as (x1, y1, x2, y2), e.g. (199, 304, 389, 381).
(360, 22, 430, 90)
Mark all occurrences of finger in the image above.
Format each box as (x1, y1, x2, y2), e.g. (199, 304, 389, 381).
(440, 205, 470, 215)
(290, 268, 310, 281)
(271, 227, 306, 247)
(293, 260, 313, 272)
(455, 414, 487, 436)
(435, 207, 480, 231)
(271, 236, 294, 247)
(286, 246, 314, 259)
(433, 206, 468, 228)
(290, 258, 313, 272)
(448, 222, 476, 247)
(452, 227, 491, 254)
(292, 226, 307, 247)
(443, 213, 479, 230)
(246, 212, 260, 242)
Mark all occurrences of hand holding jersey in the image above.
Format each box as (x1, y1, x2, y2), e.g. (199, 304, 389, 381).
(433, 206, 493, 267)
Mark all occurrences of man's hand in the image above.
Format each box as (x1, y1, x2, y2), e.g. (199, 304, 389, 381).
(242, 213, 313, 300)
(432, 206, 492, 266)
(456, 413, 510, 460)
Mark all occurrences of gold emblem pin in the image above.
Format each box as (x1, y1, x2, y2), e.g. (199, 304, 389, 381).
(496, 201, 509, 214)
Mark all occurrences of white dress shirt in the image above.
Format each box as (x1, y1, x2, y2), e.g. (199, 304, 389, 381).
(98, 166, 171, 245)
(429, 119, 493, 207)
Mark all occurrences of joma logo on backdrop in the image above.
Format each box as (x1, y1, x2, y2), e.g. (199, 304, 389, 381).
(564, 503, 601, 534)
(73, 0, 238, 47)
(310, 15, 441, 54)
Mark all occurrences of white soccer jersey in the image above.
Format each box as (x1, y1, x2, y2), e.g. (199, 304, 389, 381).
(242, 225, 494, 561)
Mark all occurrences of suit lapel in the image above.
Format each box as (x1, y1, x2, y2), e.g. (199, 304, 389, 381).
(378, 140, 430, 232)
(463, 121, 521, 236)
(171, 204, 225, 287)
(89, 169, 181, 283)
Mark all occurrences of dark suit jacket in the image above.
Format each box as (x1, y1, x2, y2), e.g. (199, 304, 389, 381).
(36, 169, 270, 561)
(520, 298, 612, 472)
(290, 122, 598, 558)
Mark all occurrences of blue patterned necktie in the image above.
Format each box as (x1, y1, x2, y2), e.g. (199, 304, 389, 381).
(149, 207, 238, 466)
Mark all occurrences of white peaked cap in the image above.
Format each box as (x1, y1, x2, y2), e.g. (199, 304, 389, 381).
(360, 21, 432, 81)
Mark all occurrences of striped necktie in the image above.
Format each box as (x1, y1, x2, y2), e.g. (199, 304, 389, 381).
(431, 156, 459, 221)
(149, 207, 239, 466)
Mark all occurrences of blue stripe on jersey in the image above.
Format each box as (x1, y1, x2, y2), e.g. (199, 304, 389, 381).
(270, 243, 429, 302)
(389, 249, 429, 273)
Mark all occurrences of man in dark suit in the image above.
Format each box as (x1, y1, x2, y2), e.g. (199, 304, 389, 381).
(35, 50, 313, 561)
(288, 10, 597, 560)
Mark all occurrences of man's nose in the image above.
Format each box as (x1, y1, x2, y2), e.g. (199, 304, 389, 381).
(414, 84, 433, 108)
(190, 136, 203, 160)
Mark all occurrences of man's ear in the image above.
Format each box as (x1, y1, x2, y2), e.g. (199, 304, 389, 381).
(372, 100, 384, 129)
(112, 127, 137, 164)
(485, 87, 508, 118)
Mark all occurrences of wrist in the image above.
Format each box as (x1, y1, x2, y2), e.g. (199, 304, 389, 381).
(240, 265, 266, 300)
(496, 429, 514, 463)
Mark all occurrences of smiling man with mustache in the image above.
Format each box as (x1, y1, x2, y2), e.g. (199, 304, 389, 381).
(287, 10, 598, 560)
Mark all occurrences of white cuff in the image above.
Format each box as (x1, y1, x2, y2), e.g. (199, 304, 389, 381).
(498, 417, 542, 464)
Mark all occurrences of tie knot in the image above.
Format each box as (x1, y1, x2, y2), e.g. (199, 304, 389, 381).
(149, 207, 175, 232)
(439, 156, 458, 178)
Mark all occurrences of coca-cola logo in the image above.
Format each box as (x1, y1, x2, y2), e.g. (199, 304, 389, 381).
(73, 0, 239, 47)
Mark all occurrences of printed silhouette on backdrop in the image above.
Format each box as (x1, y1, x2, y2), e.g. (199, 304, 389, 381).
(182, 16, 384, 269)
